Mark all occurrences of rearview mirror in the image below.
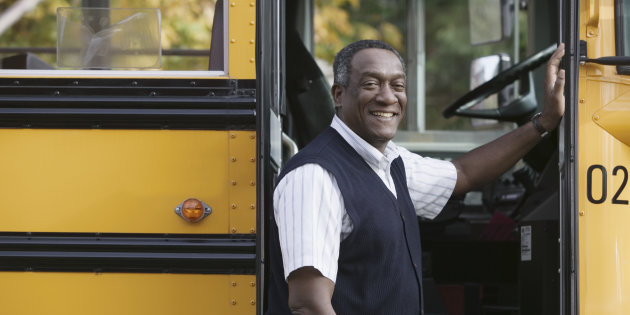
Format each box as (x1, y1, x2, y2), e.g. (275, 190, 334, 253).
(469, 54, 514, 126)
(469, 0, 514, 45)
(470, 53, 514, 107)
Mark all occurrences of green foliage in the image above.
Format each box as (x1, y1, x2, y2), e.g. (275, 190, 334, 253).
(0, 0, 71, 48)
(314, 0, 406, 63)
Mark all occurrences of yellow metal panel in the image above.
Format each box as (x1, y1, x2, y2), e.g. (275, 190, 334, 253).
(586, 0, 600, 36)
(0, 129, 241, 234)
(593, 87, 630, 146)
(0, 272, 255, 315)
(228, 0, 256, 79)
(578, 79, 630, 314)
(579, 1, 630, 313)
(229, 274, 258, 312)
(228, 131, 257, 235)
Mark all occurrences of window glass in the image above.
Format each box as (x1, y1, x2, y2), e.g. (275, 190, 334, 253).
(424, 1, 518, 131)
(624, 1, 630, 54)
(0, 0, 219, 71)
(314, 0, 526, 132)
(613, 0, 630, 74)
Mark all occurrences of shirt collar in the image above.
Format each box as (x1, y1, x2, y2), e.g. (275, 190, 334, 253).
(330, 115, 399, 168)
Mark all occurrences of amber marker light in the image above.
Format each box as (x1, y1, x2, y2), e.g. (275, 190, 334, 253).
(175, 198, 212, 223)
(182, 198, 203, 221)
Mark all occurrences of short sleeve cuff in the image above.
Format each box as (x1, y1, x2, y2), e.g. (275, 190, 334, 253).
(420, 160, 457, 219)
(284, 260, 338, 284)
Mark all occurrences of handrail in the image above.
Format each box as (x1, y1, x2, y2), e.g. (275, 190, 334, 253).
(282, 132, 299, 159)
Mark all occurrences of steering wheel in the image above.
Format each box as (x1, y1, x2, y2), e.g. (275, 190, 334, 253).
(442, 44, 557, 122)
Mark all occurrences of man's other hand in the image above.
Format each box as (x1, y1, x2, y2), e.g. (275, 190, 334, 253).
(540, 43, 566, 131)
(287, 267, 336, 315)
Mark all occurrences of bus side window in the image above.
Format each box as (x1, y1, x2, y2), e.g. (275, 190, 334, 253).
(209, 0, 224, 71)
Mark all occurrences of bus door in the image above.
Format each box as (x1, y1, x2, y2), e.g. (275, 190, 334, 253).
(567, 0, 630, 313)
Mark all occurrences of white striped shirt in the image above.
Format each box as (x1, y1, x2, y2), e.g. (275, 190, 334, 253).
(273, 115, 457, 282)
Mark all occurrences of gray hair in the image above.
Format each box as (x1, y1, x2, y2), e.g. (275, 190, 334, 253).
(332, 40, 406, 87)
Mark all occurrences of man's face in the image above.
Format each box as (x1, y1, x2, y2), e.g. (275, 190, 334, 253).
(333, 48, 407, 152)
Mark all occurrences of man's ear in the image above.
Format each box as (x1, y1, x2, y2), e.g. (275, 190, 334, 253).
(331, 84, 343, 110)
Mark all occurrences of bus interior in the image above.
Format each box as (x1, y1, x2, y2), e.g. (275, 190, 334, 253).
(0, 0, 563, 314)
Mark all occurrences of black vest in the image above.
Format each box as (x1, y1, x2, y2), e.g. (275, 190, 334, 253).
(266, 127, 423, 314)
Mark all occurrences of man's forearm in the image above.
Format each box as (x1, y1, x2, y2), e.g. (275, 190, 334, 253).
(451, 44, 566, 196)
(288, 267, 336, 315)
(451, 120, 543, 196)
(290, 304, 336, 315)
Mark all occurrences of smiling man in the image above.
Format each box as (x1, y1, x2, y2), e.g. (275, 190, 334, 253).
(266, 40, 565, 315)
(334, 46, 407, 152)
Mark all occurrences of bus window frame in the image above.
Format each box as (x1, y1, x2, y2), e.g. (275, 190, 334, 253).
(0, 69, 227, 79)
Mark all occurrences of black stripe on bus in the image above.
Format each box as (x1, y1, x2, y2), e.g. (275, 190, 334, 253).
(0, 106, 256, 130)
(0, 78, 256, 130)
(0, 233, 256, 274)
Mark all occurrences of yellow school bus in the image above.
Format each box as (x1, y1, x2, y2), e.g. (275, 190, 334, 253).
(573, 0, 630, 313)
(0, 0, 629, 314)
(0, 1, 259, 314)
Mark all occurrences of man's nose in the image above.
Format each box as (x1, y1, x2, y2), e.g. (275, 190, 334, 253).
(376, 84, 397, 105)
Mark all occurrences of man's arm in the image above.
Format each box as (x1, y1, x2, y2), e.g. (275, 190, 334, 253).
(451, 43, 566, 196)
(273, 165, 343, 314)
(287, 267, 336, 315)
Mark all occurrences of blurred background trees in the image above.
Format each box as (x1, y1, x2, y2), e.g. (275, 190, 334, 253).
(313, 0, 405, 63)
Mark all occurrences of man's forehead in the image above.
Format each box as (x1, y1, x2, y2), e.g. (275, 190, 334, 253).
(350, 48, 405, 78)
(351, 48, 401, 64)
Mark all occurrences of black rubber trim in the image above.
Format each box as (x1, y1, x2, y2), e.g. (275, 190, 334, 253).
(0, 232, 256, 274)
(0, 78, 256, 129)
(615, 0, 630, 75)
(0, 107, 255, 130)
